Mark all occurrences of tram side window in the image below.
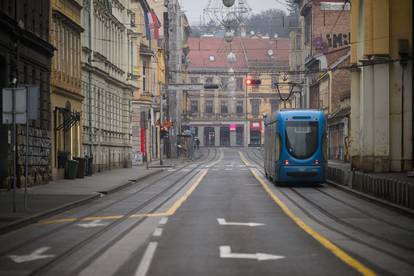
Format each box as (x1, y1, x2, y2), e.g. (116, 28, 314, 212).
(275, 122, 281, 161)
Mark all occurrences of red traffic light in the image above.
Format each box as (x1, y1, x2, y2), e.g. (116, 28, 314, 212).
(245, 79, 261, 86)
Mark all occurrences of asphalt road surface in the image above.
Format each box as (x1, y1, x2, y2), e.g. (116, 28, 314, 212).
(0, 148, 413, 276)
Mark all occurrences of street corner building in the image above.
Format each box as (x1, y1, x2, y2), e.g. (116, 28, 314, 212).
(0, 0, 54, 188)
(81, 0, 136, 173)
(184, 36, 291, 147)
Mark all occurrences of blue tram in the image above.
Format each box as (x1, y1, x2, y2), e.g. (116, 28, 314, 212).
(264, 109, 327, 185)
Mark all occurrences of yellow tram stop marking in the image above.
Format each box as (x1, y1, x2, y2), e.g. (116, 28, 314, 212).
(38, 169, 208, 226)
(238, 152, 376, 276)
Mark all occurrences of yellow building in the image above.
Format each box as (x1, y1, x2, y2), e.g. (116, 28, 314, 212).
(50, 0, 83, 179)
(350, 0, 412, 172)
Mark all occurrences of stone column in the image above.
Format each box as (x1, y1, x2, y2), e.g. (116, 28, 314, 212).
(214, 126, 220, 147)
(230, 129, 236, 146)
(198, 126, 204, 147)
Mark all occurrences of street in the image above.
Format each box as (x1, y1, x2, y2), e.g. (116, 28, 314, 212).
(0, 148, 413, 275)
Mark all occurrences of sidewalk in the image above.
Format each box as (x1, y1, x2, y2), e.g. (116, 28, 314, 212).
(327, 160, 414, 213)
(0, 161, 173, 234)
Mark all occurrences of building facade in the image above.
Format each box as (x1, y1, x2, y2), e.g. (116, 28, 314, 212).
(295, 0, 351, 162)
(50, 0, 84, 180)
(350, 0, 413, 172)
(0, 0, 54, 187)
(185, 37, 291, 147)
(130, 0, 166, 165)
(167, 0, 190, 157)
(81, 0, 136, 172)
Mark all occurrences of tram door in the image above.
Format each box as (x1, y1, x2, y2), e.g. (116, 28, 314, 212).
(204, 127, 215, 146)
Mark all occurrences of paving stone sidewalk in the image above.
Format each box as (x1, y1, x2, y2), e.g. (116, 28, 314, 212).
(0, 162, 172, 234)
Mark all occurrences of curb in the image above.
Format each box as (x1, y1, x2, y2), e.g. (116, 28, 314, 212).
(0, 169, 164, 236)
(326, 179, 414, 218)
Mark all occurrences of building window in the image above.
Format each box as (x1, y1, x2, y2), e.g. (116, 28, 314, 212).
(270, 99, 279, 114)
(251, 99, 260, 116)
(221, 101, 228, 114)
(190, 100, 198, 113)
(296, 34, 302, 50)
(208, 55, 215, 62)
(236, 101, 244, 114)
(205, 100, 213, 114)
(304, 12, 311, 44)
(236, 77, 244, 91)
(221, 77, 228, 89)
(142, 61, 147, 92)
(190, 77, 199, 84)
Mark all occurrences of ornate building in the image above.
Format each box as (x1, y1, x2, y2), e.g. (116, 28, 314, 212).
(50, 0, 84, 179)
(81, 0, 136, 172)
(184, 36, 291, 147)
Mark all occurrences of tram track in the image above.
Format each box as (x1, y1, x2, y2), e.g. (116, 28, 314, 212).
(241, 149, 414, 267)
(0, 148, 220, 275)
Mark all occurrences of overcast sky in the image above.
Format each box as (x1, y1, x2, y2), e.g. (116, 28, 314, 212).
(179, 0, 289, 25)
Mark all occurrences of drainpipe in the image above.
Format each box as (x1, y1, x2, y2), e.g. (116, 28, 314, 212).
(88, 0, 93, 160)
(412, 2, 414, 171)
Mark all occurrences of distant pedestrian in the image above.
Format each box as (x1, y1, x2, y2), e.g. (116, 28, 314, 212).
(195, 138, 200, 150)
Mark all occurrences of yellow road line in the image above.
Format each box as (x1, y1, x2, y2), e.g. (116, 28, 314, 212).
(38, 169, 208, 225)
(165, 169, 208, 215)
(239, 152, 376, 276)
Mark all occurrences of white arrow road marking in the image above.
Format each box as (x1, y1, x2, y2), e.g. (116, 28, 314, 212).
(219, 246, 285, 261)
(77, 220, 107, 228)
(9, 247, 55, 263)
(217, 218, 264, 227)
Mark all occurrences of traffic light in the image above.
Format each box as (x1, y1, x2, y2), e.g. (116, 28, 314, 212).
(245, 78, 261, 86)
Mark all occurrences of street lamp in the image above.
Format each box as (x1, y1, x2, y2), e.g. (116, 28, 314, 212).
(223, 0, 235, 7)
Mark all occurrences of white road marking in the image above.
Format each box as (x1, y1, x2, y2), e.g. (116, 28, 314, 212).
(9, 247, 55, 263)
(238, 165, 246, 167)
(217, 218, 264, 227)
(225, 168, 233, 171)
(167, 169, 176, 172)
(182, 169, 190, 172)
(77, 220, 107, 228)
(219, 246, 284, 261)
(152, 228, 163, 237)
(135, 242, 158, 276)
(225, 164, 233, 167)
(159, 217, 168, 225)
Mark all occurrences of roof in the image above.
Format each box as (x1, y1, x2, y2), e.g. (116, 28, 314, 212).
(275, 109, 325, 120)
(188, 37, 290, 71)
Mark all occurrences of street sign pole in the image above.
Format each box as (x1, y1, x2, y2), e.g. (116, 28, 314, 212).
(24, 87, 29, 210)
(12, 88, 16, 213)
(160, 94, 164, 166)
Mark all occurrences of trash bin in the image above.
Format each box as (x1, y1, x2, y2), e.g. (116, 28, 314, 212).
(73, 157, 85, 178)
(65, 160, 79, 179)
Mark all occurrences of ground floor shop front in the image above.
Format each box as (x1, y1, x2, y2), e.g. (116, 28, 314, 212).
(186, 121, 263, 147)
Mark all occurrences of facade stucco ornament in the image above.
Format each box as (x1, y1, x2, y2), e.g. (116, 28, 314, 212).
(227, 51, 237, 63)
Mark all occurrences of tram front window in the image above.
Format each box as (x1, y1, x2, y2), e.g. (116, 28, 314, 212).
(285, 121, 318, 159)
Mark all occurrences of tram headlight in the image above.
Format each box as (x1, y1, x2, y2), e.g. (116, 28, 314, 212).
(284, 160, 289, 165)
(314, 159, 320, 165)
